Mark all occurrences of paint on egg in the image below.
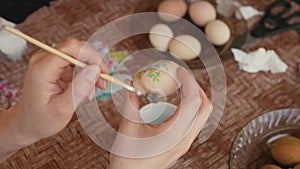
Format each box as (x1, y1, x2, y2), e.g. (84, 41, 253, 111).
(133, 60, 180, 96)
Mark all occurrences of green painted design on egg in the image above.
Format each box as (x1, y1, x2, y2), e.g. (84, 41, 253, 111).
(148, 68, 161, 82)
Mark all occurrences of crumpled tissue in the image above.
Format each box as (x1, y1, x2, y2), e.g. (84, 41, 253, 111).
(216, 0, 241, 17)
(235, 6, 264, 20)
(0, 17, 27, 60)
(216, 0, 264, 20)
(231, 48, 288, 74)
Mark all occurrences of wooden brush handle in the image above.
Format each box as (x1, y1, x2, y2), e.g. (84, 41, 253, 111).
(99, 74, 136, 92)
(3, 25, 137, 93)
(3, 25, 87, 68)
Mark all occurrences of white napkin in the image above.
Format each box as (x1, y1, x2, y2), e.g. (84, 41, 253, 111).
(231, 48, 288, 74)
(0, 17, 27, 60)
(235, 6, 264, 20)
(216, 0, 264, 20)
(216, 0, 241, 17)
(0, 17, 16, 27)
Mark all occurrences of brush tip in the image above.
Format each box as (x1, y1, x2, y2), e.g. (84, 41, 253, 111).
(136, 90, 143, 96)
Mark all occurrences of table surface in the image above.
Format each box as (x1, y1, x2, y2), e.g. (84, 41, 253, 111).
(0, 0, 299, 168)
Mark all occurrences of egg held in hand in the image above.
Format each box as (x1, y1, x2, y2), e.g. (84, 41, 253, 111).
(133, 60, 180, 97)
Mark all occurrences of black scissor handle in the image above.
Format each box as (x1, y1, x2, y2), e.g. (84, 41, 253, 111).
(251, 0, 300, 38)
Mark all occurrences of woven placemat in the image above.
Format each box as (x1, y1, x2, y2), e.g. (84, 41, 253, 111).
(0, 0, 299, 168)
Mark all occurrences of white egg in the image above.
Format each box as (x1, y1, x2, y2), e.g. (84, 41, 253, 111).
(149, 24, 174, 51)
(205, 20, 231, 46)
(169, 34, 202, 60)
(133, 60, 180, 96)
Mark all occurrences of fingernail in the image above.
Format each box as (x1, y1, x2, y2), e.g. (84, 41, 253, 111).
(98, 79, 107, 89)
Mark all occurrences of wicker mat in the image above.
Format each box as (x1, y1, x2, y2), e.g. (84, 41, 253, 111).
(0, 0, 299, 168)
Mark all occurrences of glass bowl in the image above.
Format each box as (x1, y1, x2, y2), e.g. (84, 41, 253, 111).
(229, 108, 300, 169)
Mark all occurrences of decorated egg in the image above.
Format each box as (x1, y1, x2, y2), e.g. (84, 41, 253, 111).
(133, 60, 180, 96)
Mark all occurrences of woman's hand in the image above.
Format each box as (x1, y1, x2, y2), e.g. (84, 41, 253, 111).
(109, 67, 213, 169)
(0, 38, 107, 158)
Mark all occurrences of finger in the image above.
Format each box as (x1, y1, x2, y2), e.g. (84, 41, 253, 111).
(51, 65, 99, 113)
(186, 89, 212, 142)
(176, 68, 211, 142)
(161, 67, 201, 127)
(59, 38, 108, 89)
(74, 41, 108, 89)
(96, 78, 107, 89)
(29, 51, 47, 67)
(57, 79, 68, 90)
(59, 64, 107, 89)
(165, 80, 211, 153)
(60, 65, 74, 82)
(119, 80, 142, 123)
(57, 38, 108, 74)
(37, 38, 108, 74)
(127, 80, 140, 109)
(177, 67, 199, 98)
(34, 38, 106, 89)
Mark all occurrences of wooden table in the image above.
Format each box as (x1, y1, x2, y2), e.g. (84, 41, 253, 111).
(0, 0, 299, 168)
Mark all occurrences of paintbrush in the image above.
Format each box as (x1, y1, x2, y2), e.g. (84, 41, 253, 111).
(2, 25, 143, 96)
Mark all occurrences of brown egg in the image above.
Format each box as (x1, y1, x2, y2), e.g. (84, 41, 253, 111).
(260, 164, 281, 169)
(169, 34, 202, 60)
(205, 20, 231, 46)
(294, 163, 300, 169)
(269, 136, 300, 166)
(157, 0, 187, 22)
(189, 1, 216, 26)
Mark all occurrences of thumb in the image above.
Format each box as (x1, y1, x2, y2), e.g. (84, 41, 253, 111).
(55, 65, 99, 113)
(120, 80, 142, 123)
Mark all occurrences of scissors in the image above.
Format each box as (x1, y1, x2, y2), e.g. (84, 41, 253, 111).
(241, 0, 300, 49)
